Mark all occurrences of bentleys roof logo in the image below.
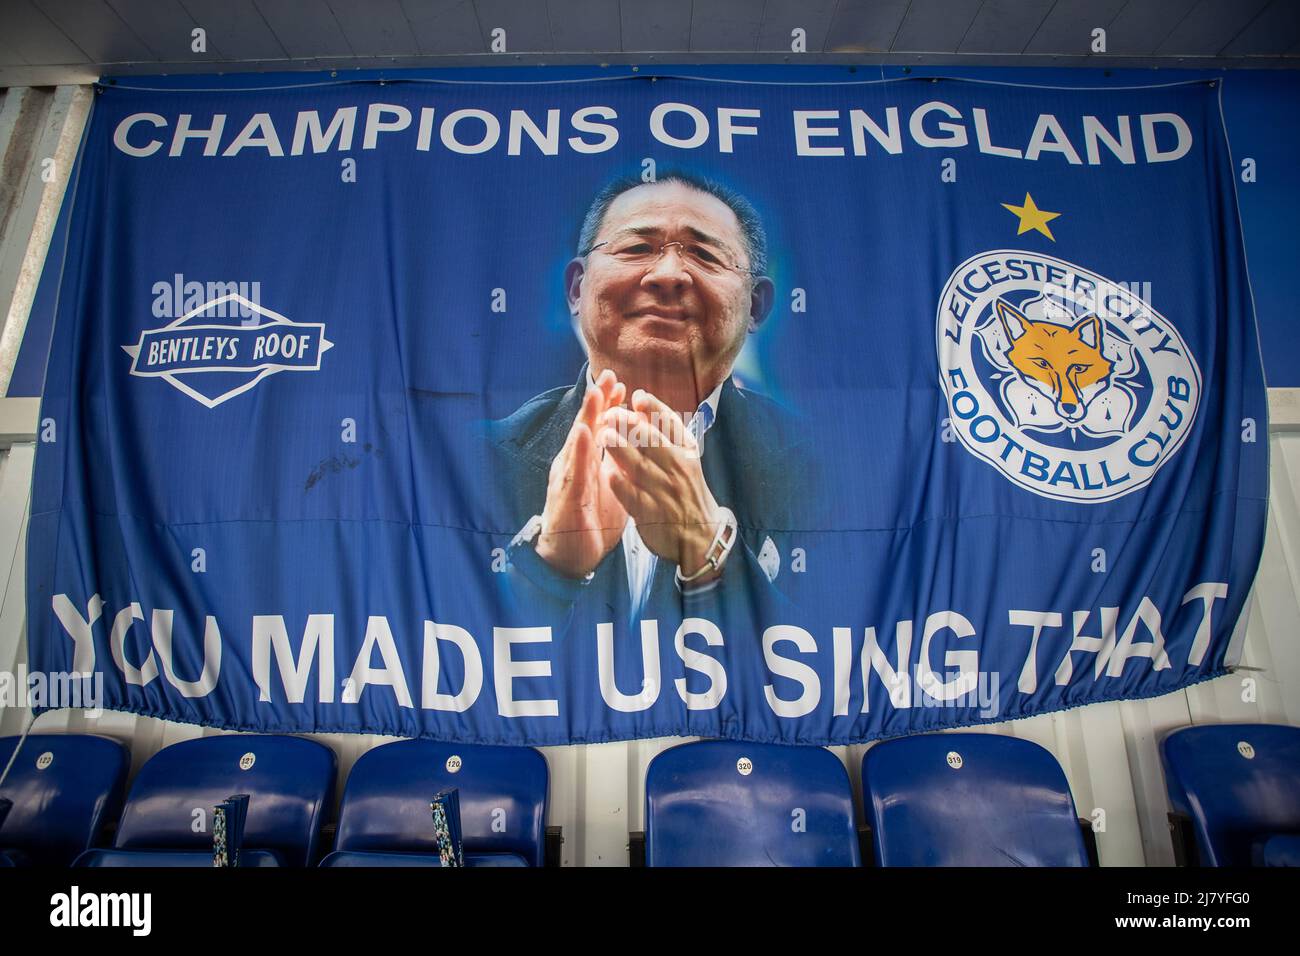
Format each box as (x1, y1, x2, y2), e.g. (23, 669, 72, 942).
(122, 293, 332, 408)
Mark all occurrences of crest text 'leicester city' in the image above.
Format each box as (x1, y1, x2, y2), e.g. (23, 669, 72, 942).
(938, 251, 1201, 502)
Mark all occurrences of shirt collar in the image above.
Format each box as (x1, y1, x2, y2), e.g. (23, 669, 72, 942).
(689, 379, 724, 443)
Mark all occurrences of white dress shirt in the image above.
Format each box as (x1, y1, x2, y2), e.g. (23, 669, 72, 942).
(589, 373, 724, 618)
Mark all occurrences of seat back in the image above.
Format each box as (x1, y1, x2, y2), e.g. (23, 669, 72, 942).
(0, 734, 129, 866)
(1161, 723, 1300, 866)
(645, 740, 860, 867)
(333, 739, 548, 866)
(114, 735, 335, 866)
(863, 733, 1088, 866)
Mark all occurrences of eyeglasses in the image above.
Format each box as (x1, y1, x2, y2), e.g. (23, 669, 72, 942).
(584, 238, 757, 277)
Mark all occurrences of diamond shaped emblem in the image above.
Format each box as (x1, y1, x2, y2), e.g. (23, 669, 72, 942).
(122, 293, 332, 408)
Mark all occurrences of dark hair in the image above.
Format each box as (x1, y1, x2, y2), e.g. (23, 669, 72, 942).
(577, 171, 768, 276)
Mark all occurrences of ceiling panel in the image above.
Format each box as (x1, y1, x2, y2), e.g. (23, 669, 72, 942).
(689, 0, 761, 52)
(254, 0, 354, 58)
(1024, 0, 1130, 56)
(1, 0, 89, 65)
(107, 0, 221, 61)
(1222, 1, 1300, 57)
(958, 0, 1058, 54)
(754, 0, 838, 53)
(37, 0, 156, 63)
(1104, 0, 1200, 55)
(892, 0, 984, 54)
(548, 0, 622, 53)
(474, 0, 554, 52)
(0, 37, 22, 69)
(0, 32, 28, 68)
(399, 0, 483, 55)
(0, 43, 24, 69)
(180, 0, 288, 61)
(619, 0, 693, 52)
(1156, 0, 1271, 56)
(0, 0, 1295, 81)
(825, 0, 911, 53)
(326, 0, 420, 57)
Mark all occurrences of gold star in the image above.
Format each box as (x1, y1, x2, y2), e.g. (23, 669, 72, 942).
(1001, 192, 1061, 241)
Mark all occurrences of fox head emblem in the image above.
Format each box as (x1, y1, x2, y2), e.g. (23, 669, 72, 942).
(995, 298, 1112, 424)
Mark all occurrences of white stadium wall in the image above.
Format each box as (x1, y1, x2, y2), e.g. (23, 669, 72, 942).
(0, 84, 1296, 867)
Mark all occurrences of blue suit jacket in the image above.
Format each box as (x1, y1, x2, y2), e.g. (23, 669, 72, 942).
(486, 366, 814, 631)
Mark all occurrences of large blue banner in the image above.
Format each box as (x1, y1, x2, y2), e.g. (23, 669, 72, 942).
(27, 75, 1267, 745)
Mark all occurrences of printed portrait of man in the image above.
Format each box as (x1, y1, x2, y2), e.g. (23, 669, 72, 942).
(488, 171, 812, 627)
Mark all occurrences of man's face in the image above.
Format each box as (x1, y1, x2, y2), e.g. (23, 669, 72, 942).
(570, 181, 764, 399)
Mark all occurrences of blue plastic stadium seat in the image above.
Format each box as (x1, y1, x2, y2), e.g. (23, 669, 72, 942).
(862, 733, 1089, 866)
(1161, 723, 1300, 867)
(1258, 835, 1300, 867)
(319, 739, 549, 867)
(644, 740, 860, 867)
(0, 734, 130, 866)
(72, 734, 335, 867)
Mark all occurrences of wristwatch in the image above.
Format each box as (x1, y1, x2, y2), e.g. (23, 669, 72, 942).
(675, 506, 738, 587)
(510, 514, 596, 584)
(510, 514, 545, 550)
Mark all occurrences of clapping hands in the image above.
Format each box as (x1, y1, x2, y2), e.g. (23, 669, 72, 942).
(535, 368, 724, 584)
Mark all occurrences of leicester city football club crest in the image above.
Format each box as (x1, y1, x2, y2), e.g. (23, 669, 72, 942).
(122, 292, 332, 409)
(937, 251, 1201, 503)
